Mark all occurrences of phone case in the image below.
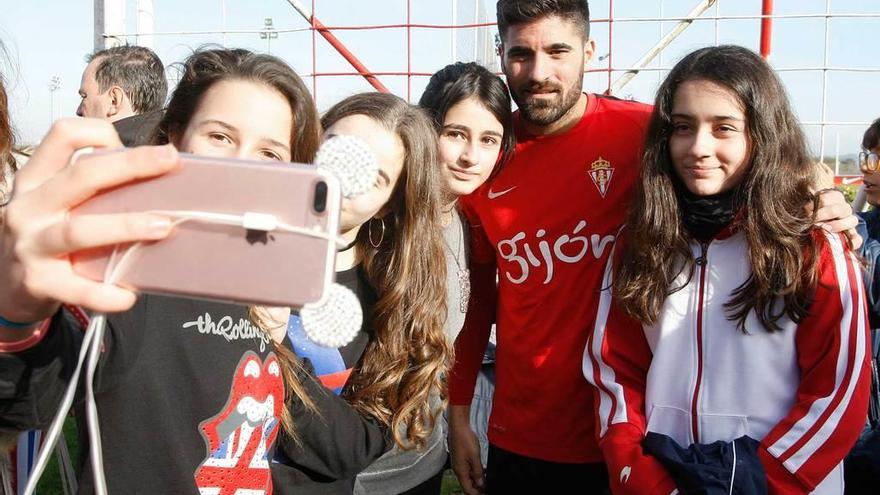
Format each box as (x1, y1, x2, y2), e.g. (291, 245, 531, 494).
(70, 152, 340, 308)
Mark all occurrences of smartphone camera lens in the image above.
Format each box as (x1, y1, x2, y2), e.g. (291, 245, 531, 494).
(313, 181, 328, 213)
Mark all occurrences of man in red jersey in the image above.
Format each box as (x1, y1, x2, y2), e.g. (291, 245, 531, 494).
(447, 1, 861, 494)
(448, 2, 650, 492)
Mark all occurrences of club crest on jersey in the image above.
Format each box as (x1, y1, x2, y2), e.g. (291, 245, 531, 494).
(588, 157, 614, 198)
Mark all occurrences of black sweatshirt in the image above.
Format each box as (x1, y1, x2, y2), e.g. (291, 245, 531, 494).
(0, 294, 388, 494)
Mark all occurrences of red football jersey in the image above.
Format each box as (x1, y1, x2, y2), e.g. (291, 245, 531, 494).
(451, 93, 653, 463)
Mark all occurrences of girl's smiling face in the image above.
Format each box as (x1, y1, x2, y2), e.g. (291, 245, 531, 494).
(669, 79, 751, 196)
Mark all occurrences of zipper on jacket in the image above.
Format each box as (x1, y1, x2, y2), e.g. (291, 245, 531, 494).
(691, 241, 709, 444)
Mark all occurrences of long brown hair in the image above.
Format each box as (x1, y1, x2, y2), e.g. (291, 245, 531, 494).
(322, 92, 450, 449)
(614, 45, 819, 332)
(153, 47, 322, 437)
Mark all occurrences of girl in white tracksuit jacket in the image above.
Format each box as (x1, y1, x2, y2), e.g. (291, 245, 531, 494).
(584, 45, 871, 495)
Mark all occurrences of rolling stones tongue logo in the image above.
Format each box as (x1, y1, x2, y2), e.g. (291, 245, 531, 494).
(194, 352, 284, 495)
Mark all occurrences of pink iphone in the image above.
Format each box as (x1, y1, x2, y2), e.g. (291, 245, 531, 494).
(70, 151, 340, 308)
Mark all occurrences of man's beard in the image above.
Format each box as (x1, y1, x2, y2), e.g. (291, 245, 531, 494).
(511, 75, 584, 127)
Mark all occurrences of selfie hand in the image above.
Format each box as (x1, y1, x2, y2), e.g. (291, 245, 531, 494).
(0, 119, 180, 322)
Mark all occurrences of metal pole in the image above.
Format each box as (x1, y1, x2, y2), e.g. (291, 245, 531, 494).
(49, 76, 61, 124)
(451, 0, 457, 62)
(835, 132, 841, 176)
(473, 0, 479, 62)
(94, 0, 125, 50)
(760, 0, 773, 59)
(606, 0, 613, 93)
(113, 0, 125, 46)
(136, 0, 155, 49)
(94, 0, 105, 50)
(221, 0, 227, 46)
(284, 0, 390, 93)
(714, 0, 720, 45)
(609, 0, 716, 95)
(658, 0, 664, 86)
(260, 18, 277, 54)
(819, 0, 831, 163)
(311, 0, 317, 99)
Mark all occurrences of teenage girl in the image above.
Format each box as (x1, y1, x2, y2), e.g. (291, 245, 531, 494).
(268, 92, 451, 495)
(0, 48, 381, 494)
(585, 45, 871, 495)
(352, 62, 516, 495)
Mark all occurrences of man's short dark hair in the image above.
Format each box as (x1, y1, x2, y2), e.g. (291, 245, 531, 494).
(87, 45, 167, 114)
(496, 0, 590, 41)
(863, 117, 880, 151)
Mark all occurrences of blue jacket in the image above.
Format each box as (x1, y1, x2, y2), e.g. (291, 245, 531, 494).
(858, 209, 880, 331)
(642, 432, 768, 495)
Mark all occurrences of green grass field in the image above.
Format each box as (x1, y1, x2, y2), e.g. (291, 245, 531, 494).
(27, 419, 79, 494)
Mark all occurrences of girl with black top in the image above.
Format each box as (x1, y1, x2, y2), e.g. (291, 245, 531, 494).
(0, 48, 385, 494)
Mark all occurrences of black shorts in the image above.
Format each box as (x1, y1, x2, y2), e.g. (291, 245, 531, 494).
(486, 444, 610, 494)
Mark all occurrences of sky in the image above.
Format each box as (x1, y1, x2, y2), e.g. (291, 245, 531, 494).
(1, 0, 878, 171)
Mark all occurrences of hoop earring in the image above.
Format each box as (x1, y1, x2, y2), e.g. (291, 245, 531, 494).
(368, 217, 385, 248)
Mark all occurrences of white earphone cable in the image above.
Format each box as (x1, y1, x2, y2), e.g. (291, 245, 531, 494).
(25, 209, 339, 495)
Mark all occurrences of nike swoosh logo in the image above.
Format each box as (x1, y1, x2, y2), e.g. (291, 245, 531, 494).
(620, 466, 632, 484)
(487, 186, 517, 199)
